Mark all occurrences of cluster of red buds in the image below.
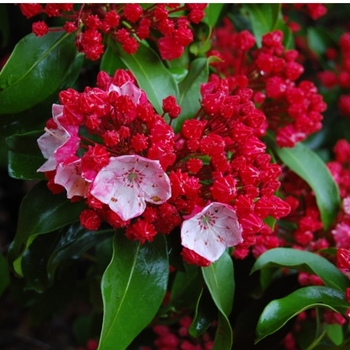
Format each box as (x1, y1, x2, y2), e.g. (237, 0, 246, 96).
(36, 69, 291, 266)
(208, 19, 327, 147)
(18, 3, 207, 61)
(318, 33, 350, 117)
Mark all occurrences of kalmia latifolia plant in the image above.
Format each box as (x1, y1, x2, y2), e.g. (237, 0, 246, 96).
(2, 3, 350, 350)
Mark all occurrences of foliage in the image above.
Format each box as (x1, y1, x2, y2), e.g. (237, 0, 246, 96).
(2, 3, 350, 350)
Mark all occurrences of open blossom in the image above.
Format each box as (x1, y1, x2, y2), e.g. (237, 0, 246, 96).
(37, 104, 79, 172)
(181, 203, 243, 262)
(90, 155, 172, 221)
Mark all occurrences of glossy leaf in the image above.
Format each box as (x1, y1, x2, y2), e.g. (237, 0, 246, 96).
(170, 263, 200, 309)
(240, 4, 292, 49)
(251, 248, 349, 291)
(307, 27, 335, 57)
(326, 323, 344, 346)
(241, 4, 280, 47)
(21, 230, 62, 292)
(47, 223, 114, 282)
(0, 31, 77, 114)
(6, 131, 46, 180)
(203, 4, 224, 27)
(8, 181, 86, 268)
(99, 233, 168, 350)
(0, 253, 10, 296)
(189, 288, 217, 338)
(270, 139, 340, 229)
(100, 41, 126, 76)
(202, 251, 234, 350)
(256, 286, 349, 343)
(174, 57, 211, 133)
(111, 41, 179, 115)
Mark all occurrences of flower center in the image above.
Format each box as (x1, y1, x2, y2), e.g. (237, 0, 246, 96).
(199, 212, 217, 230)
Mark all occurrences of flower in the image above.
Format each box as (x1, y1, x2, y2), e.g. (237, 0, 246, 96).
(90, 155, 172, 221)
(37, 104, 79, 172)
(181, 202, 243, 262)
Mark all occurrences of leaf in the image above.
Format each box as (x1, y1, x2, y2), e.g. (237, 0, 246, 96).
(269, 138, 340, 229)
(240, 4, 292, 49)
(6, 131, 46, 180)
(100, 41, 126, 76)
(202, 251, 234, 350)
(174, 57, 211, 133)
(21, 230, 62, 292)
(47, 223, 114, 282)
(111, 41, 179, 115)
(256, 286, 349, 343)
(0, 253, 10, 296)
(98, 233, 169, 350)
(170, 263, 200, 309)
(251, 248, 349, 291)
(0, 31, 77, 114)
(8, 181, 86, 269)
(307, 27, 335, 57)
(203, 4, 224, 27)
(241, 4, 280, 47)
(326, 323, 344, 346)
(189, 288, 217, 338)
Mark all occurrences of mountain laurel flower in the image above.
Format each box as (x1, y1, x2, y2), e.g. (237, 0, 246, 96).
(90, 155, 172, 221)
(37, 104, 79, 172)
(181, 202, 243, 263)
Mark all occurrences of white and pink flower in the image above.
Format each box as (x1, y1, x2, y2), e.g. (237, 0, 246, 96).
(181, 202, 243, 262)
(90, 155, 172, 221)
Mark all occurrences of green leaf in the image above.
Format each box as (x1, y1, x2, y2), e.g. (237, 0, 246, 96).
(111, 41, 179, 115)
(8, 181, 86, 270)
(251, 248, 349, 291)
(0, 253, 10, 296)
(326, 323, 344, 346)
(99, 233, 169, 350)
(241, 4, 280, 46)
(307, 27, 335, 57)
(100, 41, 126, 76)
(0, 31, 77, 114)
(202, 251, 234, 350)
(240, 4, 292, 49)
(256, 286, 349, 343)
(21, 230, 62, 292)
(170, 263, 200, 309)
(174, 57, 211, 133)
(203, 4, 224, 27)
(189, 288, 217, 338)
(47, 223, 114, 282)
(6, 131, 46, 180)
(269, 138, 340, 229)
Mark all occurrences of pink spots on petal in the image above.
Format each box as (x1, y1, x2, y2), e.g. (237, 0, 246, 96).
(181, 202, 243, 262)
(91, 155, 171, 220)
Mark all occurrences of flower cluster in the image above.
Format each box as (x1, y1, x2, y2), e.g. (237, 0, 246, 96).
(19, 3, 207, 61)
(143, 316, 214, 350)
(317, 32, 350, 117)
(37, 69, 290, 266)
(208, 19, 327, 147)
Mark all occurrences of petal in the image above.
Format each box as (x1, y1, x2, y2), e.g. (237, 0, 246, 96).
(181, 202, 243, 262)
(132, 156, 171, 204)
(119, 81, 142, 104)
(108, 183, 146, 221)
(55, 160, 89, 198)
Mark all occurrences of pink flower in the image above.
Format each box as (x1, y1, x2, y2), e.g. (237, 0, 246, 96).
(55, 160, 89, 199)
(181, 203, 243, 262)
(37, 104, 79, 172)
(90, 155, 172, 221)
